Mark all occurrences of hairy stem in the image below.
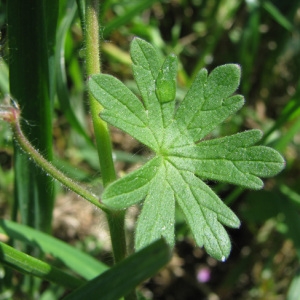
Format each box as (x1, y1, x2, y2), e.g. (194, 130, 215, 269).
(85, 0, 116, 187)
(85, 0, 128, 266)
(8, 114, 108, 213)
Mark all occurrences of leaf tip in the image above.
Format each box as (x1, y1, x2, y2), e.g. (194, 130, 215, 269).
(131, 36, 142, 46)
(226, 63, 241, 75)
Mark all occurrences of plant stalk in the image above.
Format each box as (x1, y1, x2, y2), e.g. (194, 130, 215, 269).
(85, 0, 128, 266)
(85, 0, 116, 187)
(7, 114, 108, 213)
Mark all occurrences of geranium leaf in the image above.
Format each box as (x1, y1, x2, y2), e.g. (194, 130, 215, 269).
(135, 163, 175, 250)
(102, 157, 161, 209)
(130, 37, 161, 80)
(89, 38, 285, 260)
(168, 130, 285, 189)
(175, 64, 245, 141)
(166, 162, 239, 260)
(89, 73, 158, 149)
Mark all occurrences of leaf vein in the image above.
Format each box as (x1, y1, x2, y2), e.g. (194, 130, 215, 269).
(100, 84, 148, 127)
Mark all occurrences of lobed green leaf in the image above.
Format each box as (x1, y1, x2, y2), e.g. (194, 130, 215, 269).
(203, 64, 241, 110)
(169, 130, 285, 189)
(136, 164, 175, 250)
(130, 37, 161, 80)
(102, 157, 162, 209)
(89, 38, 285, 260)
(175, 65, 245, 141)
(89, 74, 158, 149)
(166, 162, 240, 260)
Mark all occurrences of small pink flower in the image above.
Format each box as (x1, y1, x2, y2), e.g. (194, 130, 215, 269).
(196, 266, 211, 283)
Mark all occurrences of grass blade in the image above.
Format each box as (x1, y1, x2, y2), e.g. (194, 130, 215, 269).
(0, 59, 9, 96)
(0, 242, 84, 290)
(262, 1, 293, 31)
(64, 239, 170, 300)
(0, 219, 108, 280)
(7, 0, 55, 233)
(56, 0, 94, 147)
(103, 0, 158, 38)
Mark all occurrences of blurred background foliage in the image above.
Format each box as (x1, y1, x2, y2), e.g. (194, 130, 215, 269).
(1, 0, 300, 299)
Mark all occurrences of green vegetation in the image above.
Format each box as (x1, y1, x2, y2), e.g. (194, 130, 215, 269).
(0, 0, 299, 299)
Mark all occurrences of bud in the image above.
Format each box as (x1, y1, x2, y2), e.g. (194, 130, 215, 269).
(0, 96, 20, 123)
(155, 54, 177, 103)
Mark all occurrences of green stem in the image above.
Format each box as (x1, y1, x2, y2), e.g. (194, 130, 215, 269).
(106, 211, 127, 262)
(85, 0, 128, 266)
(85, 0, 116, 187)
(0, 242, 84, 290)
(10, 117, 108, 213)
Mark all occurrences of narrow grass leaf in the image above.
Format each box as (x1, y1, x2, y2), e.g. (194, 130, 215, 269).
(262, 1, 293, 31)
(0, 219, 108, 279)
(0, 59, 9, 95)
(8, 0, 54, 233)
(103, 0, 159, 38)
(64, 239, 170, 300)
(0, 242, 84, 290)
(55, 0, 94, 147)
